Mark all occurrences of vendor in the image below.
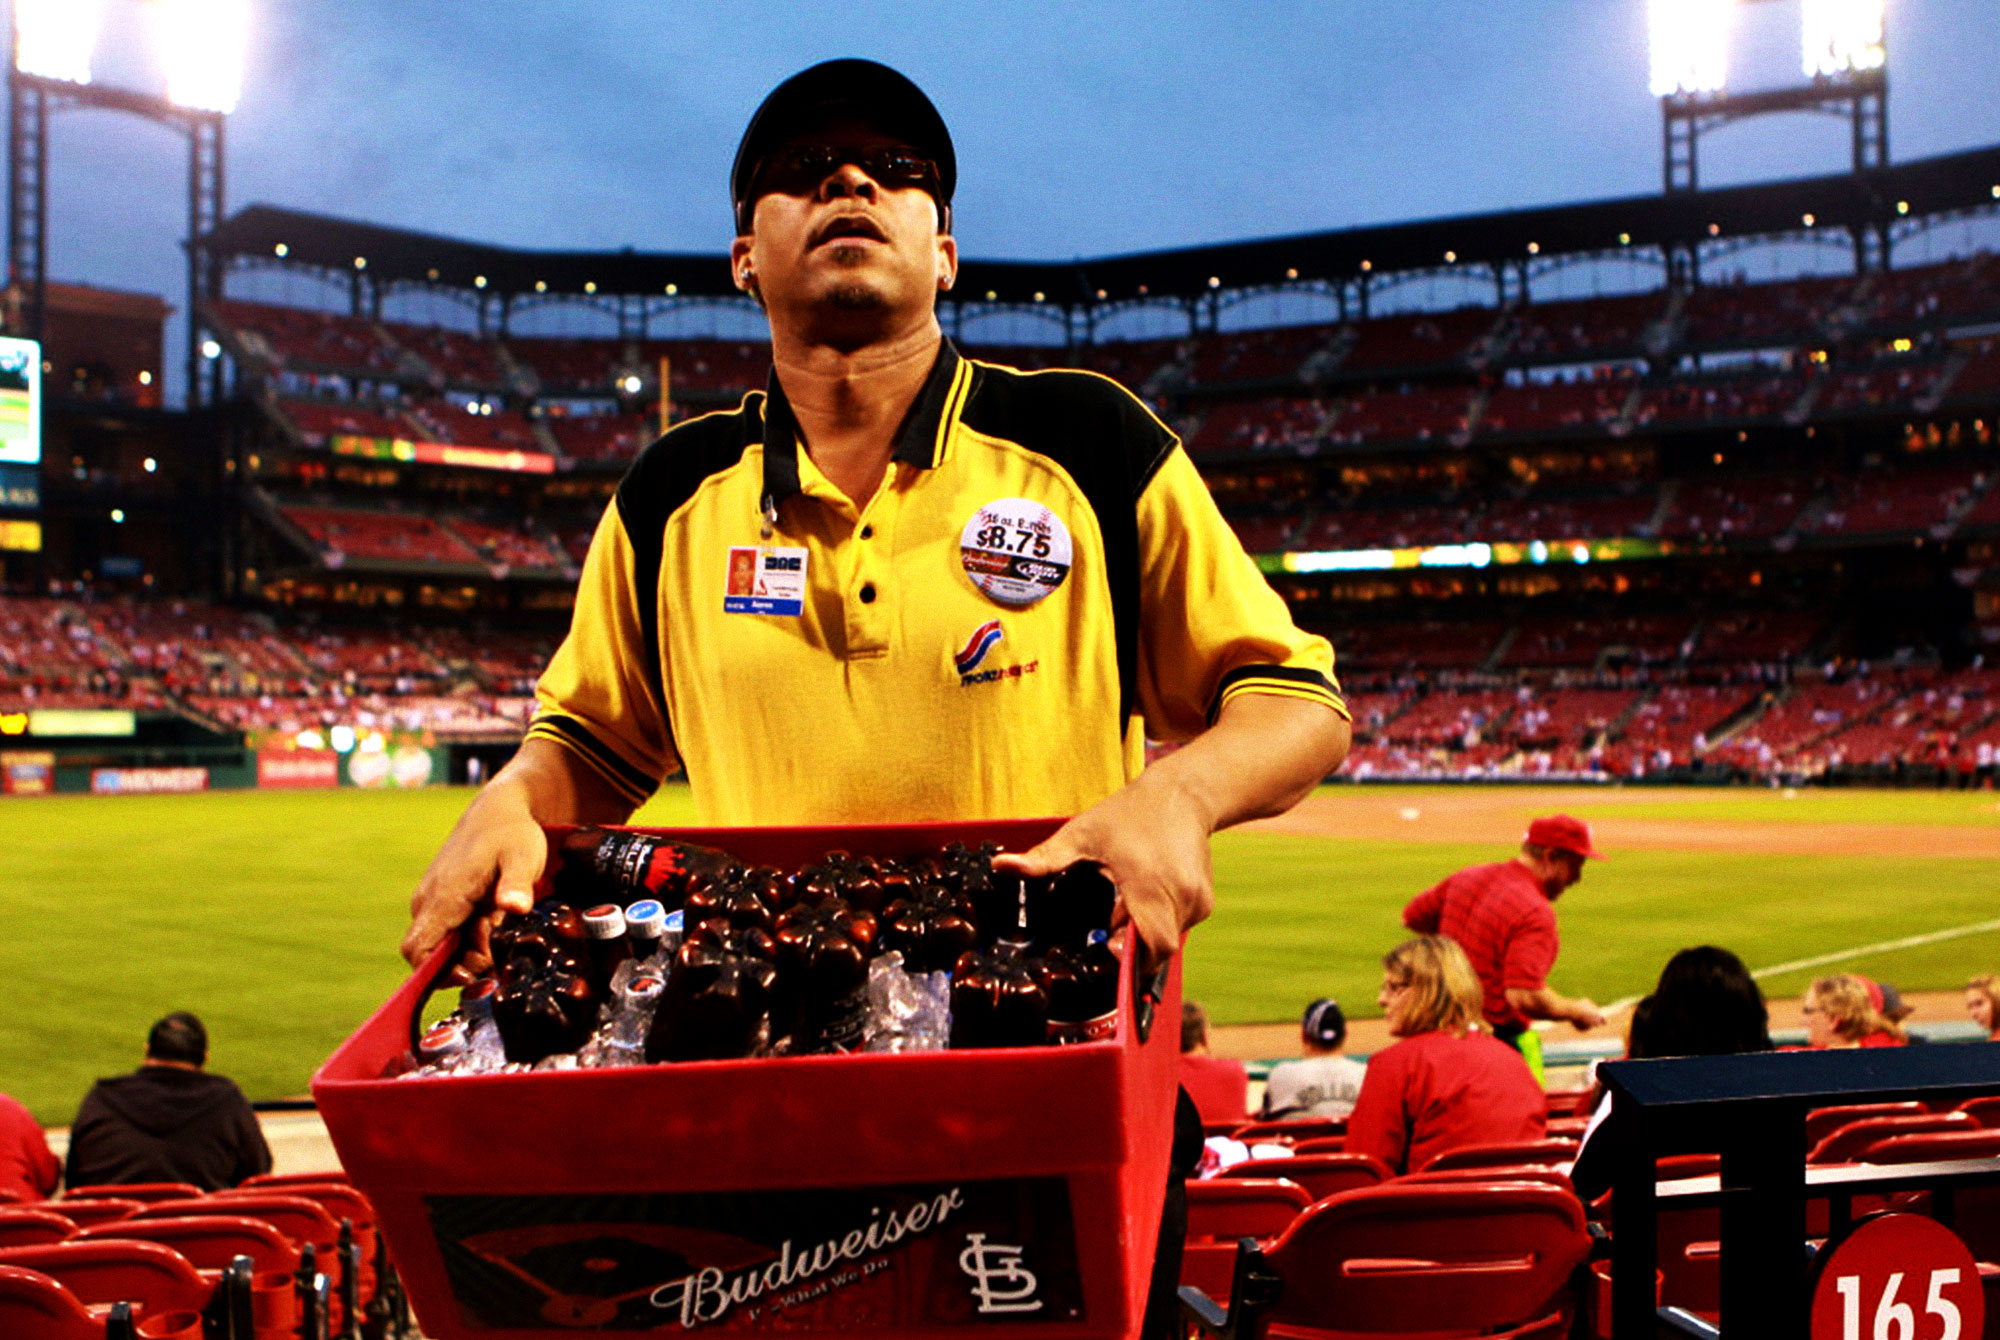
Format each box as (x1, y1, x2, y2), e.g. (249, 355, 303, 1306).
(402, 59, 1351, 1340)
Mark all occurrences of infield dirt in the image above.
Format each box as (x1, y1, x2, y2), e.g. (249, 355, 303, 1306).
(1244, 786, 2000, 858)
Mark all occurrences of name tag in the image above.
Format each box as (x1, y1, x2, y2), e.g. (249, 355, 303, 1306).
(722, 545, 808, 616)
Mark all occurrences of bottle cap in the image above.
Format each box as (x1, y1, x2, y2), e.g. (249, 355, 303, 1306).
(626, 900, 666, 934)
(663, 908, 685, 933)
(1087, 928, 1110, 947)
(419, 1018, 468, 1061)
(584, 905, 627, 938)
(625, 974, 665, 1003)
(461, 978, 497, 1003)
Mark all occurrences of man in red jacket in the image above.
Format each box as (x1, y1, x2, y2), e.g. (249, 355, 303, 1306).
(0, 1089, 59, 1203)
(1402, 815, 1607, 1074)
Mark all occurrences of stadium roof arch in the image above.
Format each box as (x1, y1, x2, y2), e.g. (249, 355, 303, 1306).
(199, 142, 2000, 313)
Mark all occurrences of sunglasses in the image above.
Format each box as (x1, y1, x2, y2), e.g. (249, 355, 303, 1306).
(751, 144, 941, 199)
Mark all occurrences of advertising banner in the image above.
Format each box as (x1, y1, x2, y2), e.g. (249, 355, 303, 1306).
(425, 1176, 1083, 1333)
(90, 766, 209, 795)
(258, 750, 340, 789)
(346, 743, 439, 789)
(1, 750, 55, 796)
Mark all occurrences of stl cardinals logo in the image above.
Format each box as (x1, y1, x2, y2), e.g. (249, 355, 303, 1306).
(953, 620, 1004, 675)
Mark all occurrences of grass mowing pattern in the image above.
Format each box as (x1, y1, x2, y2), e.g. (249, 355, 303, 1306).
(2, 784, 1994, 1123)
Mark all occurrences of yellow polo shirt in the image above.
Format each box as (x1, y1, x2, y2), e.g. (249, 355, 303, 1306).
(528, 341, 1344, 824)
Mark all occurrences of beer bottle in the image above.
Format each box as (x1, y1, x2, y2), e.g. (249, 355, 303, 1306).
(1025, 862, 1117, 952)
(551, 826, 741, 909)
(879, 885, 980, 974)
(1040, 930, 1121, 1044)
(645, 921, 777, 1062)
(582, 904, 630, 992)
(625, 899, 668, 962)
(684, 871, 777, 934)
(949, 943, 1050, 1049)
(772, 897, 879, 1053)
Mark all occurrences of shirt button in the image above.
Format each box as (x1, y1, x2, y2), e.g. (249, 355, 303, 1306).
(859, 583, 877, 604)
(860, 525, 874, 539)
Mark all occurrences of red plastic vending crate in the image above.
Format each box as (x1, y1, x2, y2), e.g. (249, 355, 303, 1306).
(313, 819, 1182, 1340)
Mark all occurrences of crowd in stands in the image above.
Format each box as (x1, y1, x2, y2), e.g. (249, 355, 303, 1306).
(0, 594, 551, 739)
(203, 250, 2000, 480)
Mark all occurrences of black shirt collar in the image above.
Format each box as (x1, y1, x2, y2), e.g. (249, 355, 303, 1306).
(759, 338, 962, 513)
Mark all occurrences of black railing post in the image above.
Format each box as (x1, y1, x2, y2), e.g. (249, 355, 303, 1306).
(1718, 1101, 1807, 1337)
(1611, 1093, 1658, 1340)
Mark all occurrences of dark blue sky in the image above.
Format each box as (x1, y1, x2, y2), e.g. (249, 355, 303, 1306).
(39, 0, 2000, 390)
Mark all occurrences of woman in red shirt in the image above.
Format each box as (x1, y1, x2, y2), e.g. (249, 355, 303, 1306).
(1803, 975, 1905, 1049)
(1345, 935, 1546, 1175)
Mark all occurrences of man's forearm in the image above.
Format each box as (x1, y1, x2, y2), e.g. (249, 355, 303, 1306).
(1135, 693, 1351, 835)
(485, 735, 637, 828)
(1507, 985, 1589, 1025)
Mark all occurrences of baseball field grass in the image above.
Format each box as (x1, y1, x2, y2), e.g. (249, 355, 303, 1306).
(2, 783, 1996, 1124)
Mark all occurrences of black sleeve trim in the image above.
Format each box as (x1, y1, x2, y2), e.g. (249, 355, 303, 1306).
(530, 712, 658, 802)
(612, 399, 764, 737)
(1206, 664, 1344, 727)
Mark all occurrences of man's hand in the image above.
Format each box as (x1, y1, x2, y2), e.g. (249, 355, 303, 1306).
(993, 770, 1214, 972)
(400, 737, 636, 977)
(402, 783, 546, 979)
(1507, 985, 1607, 1033)
(995, 694, 1350, 971)
(1567, 997, 1608, 1031)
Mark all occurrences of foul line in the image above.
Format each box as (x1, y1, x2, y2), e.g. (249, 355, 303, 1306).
(1746, 916, 2000, 982)
(1585, 916, 2000, 1018)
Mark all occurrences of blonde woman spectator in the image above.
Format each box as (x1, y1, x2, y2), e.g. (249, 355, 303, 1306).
(1967, 975, 2000, 1042)
(1803, 974, 1905, 1049)
(1344, 935, 1545, 1174)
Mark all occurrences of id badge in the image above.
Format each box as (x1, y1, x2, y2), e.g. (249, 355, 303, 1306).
(722, 545, 807, 616)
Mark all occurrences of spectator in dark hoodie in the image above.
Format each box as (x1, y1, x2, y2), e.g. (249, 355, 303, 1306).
(64, 1012, 271, 1191)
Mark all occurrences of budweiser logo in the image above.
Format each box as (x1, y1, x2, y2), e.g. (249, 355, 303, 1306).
(650, 1187, 966, 1328)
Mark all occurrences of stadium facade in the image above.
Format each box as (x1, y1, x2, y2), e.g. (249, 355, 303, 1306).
(6, 144, 2000, 791)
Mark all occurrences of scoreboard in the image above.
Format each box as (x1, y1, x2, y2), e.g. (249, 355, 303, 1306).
(0, 335, 40, 553)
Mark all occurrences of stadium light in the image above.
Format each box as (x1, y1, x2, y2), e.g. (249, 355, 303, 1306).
(1802, 0, 1885, 79)
(159, 0, 249, 114)
(1649, 0, 1734, 98)
(15, 0, 103, 84)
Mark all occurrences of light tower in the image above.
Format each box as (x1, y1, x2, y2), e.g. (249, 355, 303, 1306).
(1649, 0, 1891, 274)
(7, 0, 249, 407)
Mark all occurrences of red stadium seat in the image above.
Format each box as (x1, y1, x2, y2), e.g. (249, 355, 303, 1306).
(239, 1171, 350, 1191)
(1288, 1136, 1349, 1155)
(0, 1239, 211, 1319)
(1808, 1112, 1975, 1164)
(1858, 1127, 2000, 1164)
(0, 1210, 77, 1249)
(1181, 1181, 1590, 1340)
(42, 1200, 143, 1230)
(1956, 1096, 2000, 1129)
(0, 1263, 139, 1340)
(1402, 1166, 1576, 1195)
(1182, 1178, 1314, 1298)
(136, 1196, 351, 1328)
(60, 1186, 202, 1207)
(1230, 1117, 1345, 1144)
(1546, 1115, 1593, 1139)
(1215, 1153, 1393, 1202)
(1421, 1139, 1579, 1174)
(76, 1216, 297, 1277)
(1804, 1101, 1927, 1148)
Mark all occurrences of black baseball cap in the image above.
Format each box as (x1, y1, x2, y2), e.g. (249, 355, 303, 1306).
(731, 59, 956, 234)
(1302, 998, 1347, 1048)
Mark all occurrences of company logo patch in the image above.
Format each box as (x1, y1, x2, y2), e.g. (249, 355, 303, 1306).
(953, 620, 1005, 675)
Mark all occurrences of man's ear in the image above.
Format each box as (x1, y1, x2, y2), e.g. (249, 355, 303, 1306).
(936, 233, 958, 292)
(729, 236, 757, 295)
